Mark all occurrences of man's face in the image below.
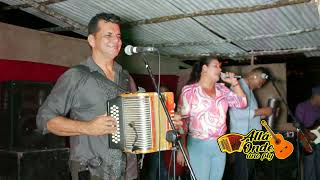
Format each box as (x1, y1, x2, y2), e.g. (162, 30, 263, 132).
(250, 73, 267, 90)
(89, 20, 122, 59)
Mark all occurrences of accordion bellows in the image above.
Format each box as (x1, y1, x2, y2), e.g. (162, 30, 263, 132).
(107, 92, 174, 154)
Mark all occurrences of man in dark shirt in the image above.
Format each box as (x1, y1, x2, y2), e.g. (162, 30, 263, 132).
(36, 13, 182, 180)
(295, 85, 320, 180)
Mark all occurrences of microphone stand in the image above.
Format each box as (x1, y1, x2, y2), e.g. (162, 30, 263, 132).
(166, 130, 178, 180)
(270, 79, 311, 180)
(140, 53, 197, 180)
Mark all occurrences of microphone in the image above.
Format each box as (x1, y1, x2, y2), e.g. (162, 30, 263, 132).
(266, 98, 280, 129)
(124, 45, 158, 56)
(220, 72, 242, 79)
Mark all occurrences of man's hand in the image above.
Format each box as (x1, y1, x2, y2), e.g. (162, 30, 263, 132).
(255, 107, 273, 117)
(305, 130, 317, 142)
(84, 114, 117, 136)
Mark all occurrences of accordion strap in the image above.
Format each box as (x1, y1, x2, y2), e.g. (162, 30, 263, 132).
(71, 64, 128, 93)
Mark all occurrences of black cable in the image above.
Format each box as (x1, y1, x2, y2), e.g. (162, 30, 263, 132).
(129, 122, 139, 152)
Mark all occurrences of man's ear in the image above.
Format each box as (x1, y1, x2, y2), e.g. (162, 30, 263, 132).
(87, 34, 95, 48)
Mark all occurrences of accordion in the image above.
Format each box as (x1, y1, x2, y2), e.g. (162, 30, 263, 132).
(217, 134, 245, 154)
(107, 92, 174, 154)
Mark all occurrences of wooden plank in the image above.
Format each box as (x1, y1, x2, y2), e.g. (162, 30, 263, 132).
(169, 46, 320, 59)
(21, 0, 87, 32)
(39, 26, 77, 32)
(1, 0, 66, 11)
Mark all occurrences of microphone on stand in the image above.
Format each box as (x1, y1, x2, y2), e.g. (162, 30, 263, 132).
(124, 45, 158, 56)
(266, 98, 280, 129)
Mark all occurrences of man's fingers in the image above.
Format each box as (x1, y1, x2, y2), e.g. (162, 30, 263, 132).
(105, 119, 117, 126)
(105, 126, 117, 133)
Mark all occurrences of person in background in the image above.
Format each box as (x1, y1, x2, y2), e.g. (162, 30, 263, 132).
(295, 85, 320, 180)
(228, 67, 273, 180)
(36, 13, 183, 180)
(176, 56, 247, 180)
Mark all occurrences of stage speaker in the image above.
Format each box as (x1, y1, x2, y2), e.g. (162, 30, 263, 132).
(0, 148, 70, 180)
(0, 80, 66, 149)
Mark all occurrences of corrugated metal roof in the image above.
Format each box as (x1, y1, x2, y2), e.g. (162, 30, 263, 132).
(48, 0, 97, 26)
(1, 0, 49, 5)
(194, 3, 319, 39)
(125, 18, 226, 44)
(236, 31, 320, 51)
(305, 51, 320, 57)
(160, 43, 246, 56)
(50, 0, 183, 24)
(24, 7, 69, 27)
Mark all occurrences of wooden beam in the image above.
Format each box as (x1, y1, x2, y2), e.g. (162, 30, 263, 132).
(170, 46, 320, 59)
(1, 0, 66, 11)
(170, 53, 239, 60)
(146, 26, 320, 48)
(249, 46, 320, 56)
(124, 0, 311, 27)
(39, 26, 78, 32)
(21, 0, 87, 32)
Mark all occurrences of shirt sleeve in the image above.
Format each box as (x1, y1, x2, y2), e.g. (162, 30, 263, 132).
(225, 86, 247, 108)
(249, 108, 258, 120)
(177, 85, 193, 117)
(36, 68, 83, 134)
(128, 75, 137, 92)
(295, 103, 305, 126)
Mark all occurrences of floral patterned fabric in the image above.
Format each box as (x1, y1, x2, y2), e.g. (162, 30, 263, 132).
(179, 83, 247, 140)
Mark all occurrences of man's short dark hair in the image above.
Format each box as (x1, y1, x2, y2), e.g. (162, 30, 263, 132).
(88, 13, 121, 35)
(250, 67, 271, 80)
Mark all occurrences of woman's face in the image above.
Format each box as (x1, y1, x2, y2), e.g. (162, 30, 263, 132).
(203, 59, 222, 82)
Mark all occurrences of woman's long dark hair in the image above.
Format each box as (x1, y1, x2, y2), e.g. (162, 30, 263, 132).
(187, 56, 219, 85)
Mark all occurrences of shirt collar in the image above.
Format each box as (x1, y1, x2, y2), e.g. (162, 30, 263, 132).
(195, 83, 226, 98)
(81, 56, 122, 74)
(239, 78, 251, 92)
(215, 83, 224, 97)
